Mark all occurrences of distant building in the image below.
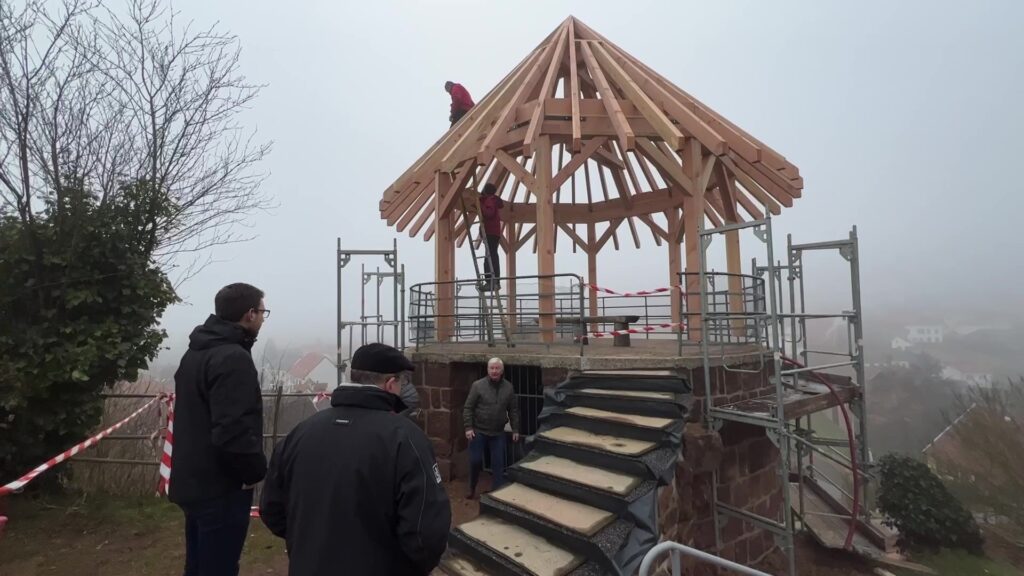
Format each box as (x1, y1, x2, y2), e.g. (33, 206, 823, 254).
(941, 366, 994, 388)
(906, 325, 944, 344)
(287, 352, 338, 392)
(890, 337, 913, 351)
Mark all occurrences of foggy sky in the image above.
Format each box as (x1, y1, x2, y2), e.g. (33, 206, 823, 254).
(154, 0, 1024, 366)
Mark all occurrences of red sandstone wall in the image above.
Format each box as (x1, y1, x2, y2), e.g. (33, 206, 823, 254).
(655, 359, 786, 574)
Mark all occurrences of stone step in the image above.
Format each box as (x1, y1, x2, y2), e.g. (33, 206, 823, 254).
(438, 549, 494, 576)
(489, 483, 615, 537)
(531, 434, 678, 482)
(576, 388, 676, 401)
(538, 426, 657, 456)
(519, 454, 641, 496)
(565, 406, 674, 430)
(457, 515, 585, 576)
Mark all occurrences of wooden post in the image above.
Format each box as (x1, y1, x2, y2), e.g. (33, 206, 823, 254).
(534, 136, 555, 343)
(682, 139, 704, 342)
(434, 172, 456, 341)
(667, 208, 682, 329)
(506, 222, 517, 335)
(587, 223, 598, 332)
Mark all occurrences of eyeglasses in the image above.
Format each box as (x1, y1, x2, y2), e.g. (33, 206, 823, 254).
(254, 308, 271, 319)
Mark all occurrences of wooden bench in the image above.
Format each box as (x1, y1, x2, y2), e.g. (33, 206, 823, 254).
(555, 315, 640, 347)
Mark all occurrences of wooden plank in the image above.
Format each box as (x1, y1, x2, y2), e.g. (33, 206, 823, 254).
(568, 22, 582, 153)
(589, 40, 685, 149)
(578, 41, 634, 151)
(725, 152, 797, 206)
(524, 23, 570, 158)
(551, 137, 606, 189)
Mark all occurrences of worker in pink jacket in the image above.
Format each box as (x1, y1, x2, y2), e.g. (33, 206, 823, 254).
(445, 81, 474, 127)
(479, 183, 504, 291)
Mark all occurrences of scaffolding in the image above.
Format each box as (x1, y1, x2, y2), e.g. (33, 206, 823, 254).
(336, 238, 406, 381)
(697, 213, 870, 576)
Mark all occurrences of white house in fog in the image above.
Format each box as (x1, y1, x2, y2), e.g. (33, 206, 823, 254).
(890, 337, 913, 351)
(906, 325, 944, 344)
(287, 352, 338, 391)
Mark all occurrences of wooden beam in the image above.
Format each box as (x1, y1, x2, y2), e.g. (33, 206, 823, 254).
(721, 155, 786, 213)
(578, 41, 634, 151)
(551, 137, 606, 189)
(589, 41, 686, 150)
(635, 139, 694, 195)
(524, 24, 569, 157)
(494, 150, 537, 192)
(441, 47, 547, 172)
(516, 225, 537, 251)
(715, 160, 740, 223)
(535, 136, 556, 342)
(568, 22, 582, 153)
(480, 35, 561, 160)
(558, 222, 589, 251)
(637, 214, 667, 245)
(434, 172, 456, 341)
(682, 139, 703, 341)
(437, 161, 487, 219)
(724, 151, 797, 206)
(595, 218, 624, 251)
(667, 207, 682, 328)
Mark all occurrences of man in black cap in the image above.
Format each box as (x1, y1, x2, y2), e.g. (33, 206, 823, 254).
(260, 343, 451, 576)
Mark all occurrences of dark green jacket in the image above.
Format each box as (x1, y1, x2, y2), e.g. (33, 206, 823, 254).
(463, 377, 519, 436)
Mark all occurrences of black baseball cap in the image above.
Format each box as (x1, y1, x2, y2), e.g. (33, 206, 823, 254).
(351, 343, 415, 374)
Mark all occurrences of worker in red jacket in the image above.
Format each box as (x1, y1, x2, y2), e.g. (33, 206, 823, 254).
(445, 81, 474, 127)
(479, 183, 504, 291)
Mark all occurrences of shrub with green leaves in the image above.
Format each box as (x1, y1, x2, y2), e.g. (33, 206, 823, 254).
(0, 181, 179, 485)
(878, 453, 984, 554)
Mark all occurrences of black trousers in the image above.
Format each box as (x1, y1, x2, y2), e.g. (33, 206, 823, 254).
(450, 108, 468, 126)
(179, 488, 253, 576)
(483, 234, 501, 288)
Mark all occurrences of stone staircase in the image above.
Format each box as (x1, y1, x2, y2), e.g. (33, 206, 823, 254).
(438, 371, 691, 576)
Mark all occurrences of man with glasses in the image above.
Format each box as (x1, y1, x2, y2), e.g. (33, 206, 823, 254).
(169, 282, 270, 576)
(261, 343, 451, 576)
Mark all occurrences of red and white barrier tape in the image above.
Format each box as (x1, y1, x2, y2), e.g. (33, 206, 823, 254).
(156, 394, 175, 496)
(0, 396, 163, 496)
(588, 322, 685, 338)
(585, 283, 682, 298)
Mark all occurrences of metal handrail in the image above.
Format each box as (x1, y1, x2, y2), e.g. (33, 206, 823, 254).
(639, 541, 773, 576)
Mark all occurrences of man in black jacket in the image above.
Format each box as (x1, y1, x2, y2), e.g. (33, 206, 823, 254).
(261, 343, 451, 576)
(169, 283, 269, 576)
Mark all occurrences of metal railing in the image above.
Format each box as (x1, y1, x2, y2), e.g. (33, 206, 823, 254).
(408, 273, 585, 349)
(676, 271, 768, 353)
(639, 541, 772, 576)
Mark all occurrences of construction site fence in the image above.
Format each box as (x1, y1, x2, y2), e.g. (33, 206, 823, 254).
(68, 390, 329, 498)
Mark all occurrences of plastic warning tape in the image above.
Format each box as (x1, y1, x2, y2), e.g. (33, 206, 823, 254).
(585, 284, 681, 298)
(156, 395, 175, 496)
(0, 396, 162, 496)
(589, 322, 685, 338)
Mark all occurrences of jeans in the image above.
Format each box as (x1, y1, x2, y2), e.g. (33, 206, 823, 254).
(469, 432, 507, 493)
(179, 488, 253, 576)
